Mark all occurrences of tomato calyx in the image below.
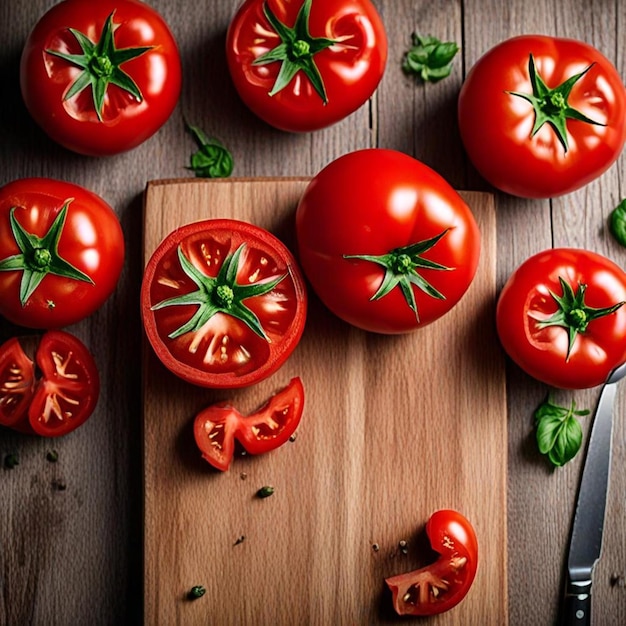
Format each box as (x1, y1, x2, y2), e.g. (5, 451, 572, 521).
(0, 202, 94, 306)
(344, 229, 452, 321)
(252, 0, 340, 104)
(536, 276, 624, 360)
(45, 11, 153, 121)
(151, 243, 287, 341)
(508, 54, 604, 153)
(185, 121, 234, 179)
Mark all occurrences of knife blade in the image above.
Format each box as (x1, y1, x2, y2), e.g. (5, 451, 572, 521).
(560, 361, 626, 625)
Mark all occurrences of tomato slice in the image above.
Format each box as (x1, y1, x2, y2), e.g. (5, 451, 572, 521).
(385, 510, 478, 616)
(193, 377, 305, 471)
(27, 330, 99, 437)
(141, 219, 307, 388)
(0, 337, 35, 428)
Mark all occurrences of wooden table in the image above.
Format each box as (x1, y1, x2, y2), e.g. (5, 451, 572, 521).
(1, 1, 625, 624)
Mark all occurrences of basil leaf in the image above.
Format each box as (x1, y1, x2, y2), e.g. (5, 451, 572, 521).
(402, 33, 459, 83)
(185, 121, 234, 178)
(610, 199, 626, 248)
(534, 396, 587, 467)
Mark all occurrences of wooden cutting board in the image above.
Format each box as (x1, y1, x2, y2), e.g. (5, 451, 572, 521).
(142, 178, 507, 625)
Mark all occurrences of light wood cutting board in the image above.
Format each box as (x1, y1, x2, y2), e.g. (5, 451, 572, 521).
(142, 178, 507, 625)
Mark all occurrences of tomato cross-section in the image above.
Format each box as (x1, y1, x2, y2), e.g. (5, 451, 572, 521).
(141, 219, 307, 388)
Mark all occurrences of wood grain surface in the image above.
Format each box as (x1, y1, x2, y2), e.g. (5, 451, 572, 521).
(142, 180, 505, 625)
(0, 1, 625, 625)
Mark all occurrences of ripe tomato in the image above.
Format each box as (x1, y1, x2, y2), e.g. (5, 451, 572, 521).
(141, 218, 307, 388)
(385, 509, 478, 616)
(193, 377, 304, 471)
(0, 178, 125, 329)
(226, 0, 387, 132)
(20, 0, 181, 156)
(0, 330, 100, 437)
(295, 149, 480, 334)
(458, 35, 626, 198)
(496, 248, 626, 389)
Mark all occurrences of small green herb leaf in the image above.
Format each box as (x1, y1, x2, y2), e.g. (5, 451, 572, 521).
(257, 485, 275, 498)
(610, 199, 626, 248)
(402, 33, 459, 83)
(534, 397, 588, 467)
(185, 121, 234, 178)
(188, 585, 206, 600)
(3, 453, 19, 469)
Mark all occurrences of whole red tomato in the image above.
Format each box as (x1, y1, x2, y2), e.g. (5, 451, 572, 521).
(141, 218, 307, 388)
(0, 330, 99, 437)
(458, 35, 626, 198)
(496, 248, 626, 389)
(385, 509, 478, 616)
(226, 0, 387, 132)
(295, 149, 480, 334)
(193, 377, 304, 471)
(0, 178, 125, 329)
(20, 0, 181, 156)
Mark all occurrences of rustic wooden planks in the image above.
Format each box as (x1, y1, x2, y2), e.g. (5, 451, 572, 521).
(142, 178, 506, 625)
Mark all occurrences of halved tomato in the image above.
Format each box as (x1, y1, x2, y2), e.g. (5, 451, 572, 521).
(141, 218, 307, 388)
(0, 330, 100, 437)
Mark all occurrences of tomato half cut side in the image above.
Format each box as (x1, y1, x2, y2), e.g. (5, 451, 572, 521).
(385, 509, 478, 616)
(237, 376, 304, 453)
(27, 330, 100, 437)
(0, 337, 35, 428)
(141, 219, 308, 388)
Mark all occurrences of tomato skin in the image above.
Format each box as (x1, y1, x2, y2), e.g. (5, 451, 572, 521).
(226, 0, 387, 132)
(20, 0, 181, 156)
(141, 219, 307, 389)
(295, 149, 480, 334)
(193, 377, 304, 471)
(0, 178, 125, 329)
(458, 35, 626, 198)
(496, 248, 626, 389)
(0, 331, 100, 437)
(385, 510, 478, 616)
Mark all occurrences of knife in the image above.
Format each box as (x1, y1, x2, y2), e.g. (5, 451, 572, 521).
(560, 361, 626, 625)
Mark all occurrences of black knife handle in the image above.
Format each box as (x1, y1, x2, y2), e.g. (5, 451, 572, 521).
(561, 580, 592, 626)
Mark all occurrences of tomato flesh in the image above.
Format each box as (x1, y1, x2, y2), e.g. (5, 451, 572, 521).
(0, 331, 99, 437)
(193, 377, 305, 471)
(385, 510, 478, 616)
(141, 219, 307, 388)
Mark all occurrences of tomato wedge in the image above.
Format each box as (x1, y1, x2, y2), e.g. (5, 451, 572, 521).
(0, 330, 99, 437)
(193, 377, 304, 471)
(385, 510, 478, 616)
(141, 218, 307, 388)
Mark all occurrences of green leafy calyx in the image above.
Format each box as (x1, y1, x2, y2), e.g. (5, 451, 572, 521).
(0, 202, 94, 306)
(535, 396, 588, 467)
(252, 0, 338, 104)
(344, 229, 453, 322)
(151, 243, 286, 341)
(402, 33, 459, 83)
(537, 277, 624, 360)
(508, 54, 604, 153)
(45, 11, 153, 121)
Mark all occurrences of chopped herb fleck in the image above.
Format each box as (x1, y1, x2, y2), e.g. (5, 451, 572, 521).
(233, 535, 245, 546)
(188, 585, 206, 599)
(257, 485, 275, 499)
(3, 453, 19, 469)
(46, 450, 59, 463)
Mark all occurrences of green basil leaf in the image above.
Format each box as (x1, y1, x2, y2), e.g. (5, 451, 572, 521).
(610, 199, 626, 248)
(548, 416, 583, 467)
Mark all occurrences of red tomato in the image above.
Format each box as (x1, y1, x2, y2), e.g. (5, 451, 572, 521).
(193, 377, 304, 471)
(0, 330, 100, 437)
(385, 510, 478, 616)
(295, 149, 480, 334)
(20, 0, 181, 156)
(0, 178, 125, 329)
(496, 248, 626, 389)
(141, 218, 307, 388)
(226, 0, 387, 132)
(458, 35, 626, 198)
